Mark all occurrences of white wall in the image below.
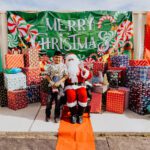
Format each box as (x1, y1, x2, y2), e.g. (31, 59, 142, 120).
(0, 11, 147, 68)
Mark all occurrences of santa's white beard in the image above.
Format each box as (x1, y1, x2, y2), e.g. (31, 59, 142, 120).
(67, 60, 79, 83)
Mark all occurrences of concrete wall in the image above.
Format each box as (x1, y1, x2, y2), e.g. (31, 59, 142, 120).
(0, 11, 147, 68)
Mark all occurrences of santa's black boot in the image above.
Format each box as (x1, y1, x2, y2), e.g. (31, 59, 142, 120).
(77, 105, 85, 124)
(69, 106, 77, 124)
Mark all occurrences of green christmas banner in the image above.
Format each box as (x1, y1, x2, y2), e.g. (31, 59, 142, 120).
(7, 10, 133, 61)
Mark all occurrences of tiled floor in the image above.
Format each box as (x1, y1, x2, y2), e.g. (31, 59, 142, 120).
(0, 103, 150, 133)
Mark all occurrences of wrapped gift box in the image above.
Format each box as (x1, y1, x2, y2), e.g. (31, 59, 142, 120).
(111, 55, 129, 67)
(24, 48, 39, 67)
(129, 60, 149, 66)
(129, 81, 150, 115)
(27, 85, 40, 103)
(126, 66, 150, 83)
(40, 92, 48, 106)
(93, 62, 104, 76)
(0, 87, 7, 107)
(106, 89, 125, 114)
(107, 70, 122, 88)
(23, 67, 41, 86)
(0, 72, 4, 87)
(92, 84, 109, 93)
(90, 92, 102, 113)
(8, 90, 28, 110)
(5, 54, 24, 69)
(108, 66, 126, 86)
(4, 72, 26, 91)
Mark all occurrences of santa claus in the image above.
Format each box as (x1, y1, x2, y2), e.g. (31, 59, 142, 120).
(65, 53, 92, 124)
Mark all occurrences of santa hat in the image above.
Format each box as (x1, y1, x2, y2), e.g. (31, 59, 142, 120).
(65, 53, 80, 64)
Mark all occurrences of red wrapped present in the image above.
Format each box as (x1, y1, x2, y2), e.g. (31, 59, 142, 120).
(24, 48, 39, 67)
(8, 90, 28, 110)
(5, 54, 24, 69)
(40, 92, 48, 106)
(106, 89, 125, 114)
(23, 67, 41, 86)
(93, 62, 104, 76)
(90, 92, 102, 113)
(129, 60, 149, 66)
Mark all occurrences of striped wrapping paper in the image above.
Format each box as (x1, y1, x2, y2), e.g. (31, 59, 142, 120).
(93, 62, 104, 76)
(126, 66, 150, 83)
(129, 81, 150, 115)
(23, 67, 41, 86)
(8, 90, 28, 110)
(4, 72, 27, 91)
(129, 60, 149, 66)
(0, 72, 4, 87)
(40, 91, 48, 106)
(0, 87, 7, 107)
(5, 54, 24, 69)
(106, 89, 125, 114)
(24, 48, 39, 67)
(90, 92, 102, 113)
(27, 85, 40, 103)
(111, 55, 129, 67)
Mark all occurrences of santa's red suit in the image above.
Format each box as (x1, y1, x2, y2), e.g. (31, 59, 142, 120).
(65, 54, 92, 108)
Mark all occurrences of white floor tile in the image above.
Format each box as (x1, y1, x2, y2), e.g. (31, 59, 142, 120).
(0, 103, 41, 132)
(30, 106, 59, 132)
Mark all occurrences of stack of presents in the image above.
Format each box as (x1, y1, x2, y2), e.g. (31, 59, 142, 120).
(0, 49, 43, 110)
(0, 50, 150, 116)
(87, 55, 150, 115)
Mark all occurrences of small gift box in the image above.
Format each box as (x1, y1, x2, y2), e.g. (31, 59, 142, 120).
(27, 85, 40, 103)
(40, 92, 48, 106)
(129, 60, 149, 66)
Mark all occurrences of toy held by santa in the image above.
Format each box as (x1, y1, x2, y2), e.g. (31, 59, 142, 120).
(65, 53, 92, 124)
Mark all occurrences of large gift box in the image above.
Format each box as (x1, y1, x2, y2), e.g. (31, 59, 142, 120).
(93, 62, 104, 76)
(24, 48, 39, 67)
(90, 92, 102, 113)
(5, 54, 24, 69)
(40, 92, 48, 106)
(8, 90, 28, 110)
(4, 72, 26, 91)
(106, 89, 125, 114)
(23, 67, 41, 86)
(129, 60, 149, 66)
(111, 55, 129, 67)
(129, 81, 150, 115)
(0, 72, 4, 87)
(126, 66, 150, 83)
(0, 87, 7, 107)
(27, 85, 40, 103)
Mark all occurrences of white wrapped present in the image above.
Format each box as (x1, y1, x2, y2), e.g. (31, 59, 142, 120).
(93, 84, 109, 93)
(4, 72, 27, 91)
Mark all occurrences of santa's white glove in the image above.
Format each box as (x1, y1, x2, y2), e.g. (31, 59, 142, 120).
(79, 62, 86, 71)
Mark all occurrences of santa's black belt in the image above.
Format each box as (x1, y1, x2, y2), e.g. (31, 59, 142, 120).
(66, 83, 84, 86)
